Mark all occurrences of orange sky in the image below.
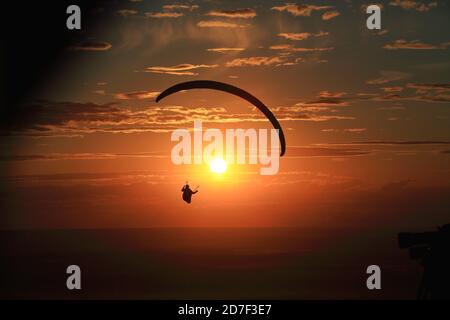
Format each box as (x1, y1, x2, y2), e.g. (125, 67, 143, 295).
(1, 0, 449, 229)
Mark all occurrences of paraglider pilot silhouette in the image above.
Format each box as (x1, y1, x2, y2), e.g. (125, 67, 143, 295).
(181, 182, 198, 204)
(156, 80, 287, 204)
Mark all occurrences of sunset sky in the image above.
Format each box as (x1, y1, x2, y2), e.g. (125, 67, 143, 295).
(1, 0, 449, 230)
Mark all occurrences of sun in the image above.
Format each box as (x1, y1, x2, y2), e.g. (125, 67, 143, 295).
(209, 157, 227, 174)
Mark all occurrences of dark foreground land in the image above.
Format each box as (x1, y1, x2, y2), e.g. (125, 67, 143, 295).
(0, 228, 420, 299)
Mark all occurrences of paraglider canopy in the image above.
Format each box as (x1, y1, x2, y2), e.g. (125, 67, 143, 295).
(156, 80, 286, 157)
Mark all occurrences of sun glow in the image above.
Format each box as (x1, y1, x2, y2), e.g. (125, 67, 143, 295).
(209, 157, 228, 174)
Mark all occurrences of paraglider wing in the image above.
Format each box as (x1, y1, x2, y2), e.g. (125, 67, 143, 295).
(156, 80, 286, 157)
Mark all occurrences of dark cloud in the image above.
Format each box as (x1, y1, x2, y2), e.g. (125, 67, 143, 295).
(69, 41, 112, 51)
(0, 152, 167, 162)
(389, 0, 438, 12)
(406, 83, 450, 91)
(0, 100, 123, 136)
(206, 8, 256, 19)
(116, 9, 138, 17)
(297, 98, 349, 107)
(271, 4, 334, 16)
(350, 140, 450, 145)
(269, 44, 334, 52)
(287, 146, 370, 157)
(383, 39, 448, 50)
(366, 70, 411, 85)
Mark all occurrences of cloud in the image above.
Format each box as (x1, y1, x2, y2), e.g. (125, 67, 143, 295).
(372, 93, 450, 103)
(366, 70, 411, 84)
(344, 128, 367, 133)
(350, 140, 450, 145)
(197, 20, 246, 28)
(117, 9, 138, 17)
(296, 98, 350, 107)
(287, 146, 370, 157)
(163, 4, 199, 11)
(69, 41, 112, 51)
(0, 153, 168, 162)
(145, 63, 218, 75)
(271, 3, 334, 16)
(207, 47, 245, 53)
(361, 3, 384, 11)
(381, 86, 404, 92)
(269, 44, 334, 52)
(1, 100, 248, 137)
(145, 12, 184, 18)
(318, 91, 347, 98)
(323, 128, 367, 133)
(383, 39, 448, 50)
(277, 31, 329, 41)
(0, 101, 125, 136)
(406, 83, 450, 92)
(225, 56, 284, 67)
(411, 94, 450, 103)
(205, 8, 256, 19)
(322, 10, 340, 20)
(363, 81, 450, 103)
(1, 94, 362, 138)
(389, 0, 437, 12)
(114, 91, 160, 100)
(273, 104, 354, 122)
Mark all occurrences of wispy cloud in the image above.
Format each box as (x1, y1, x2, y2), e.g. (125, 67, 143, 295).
(350, 140, 450, 145)
(318, 91, 347, 98)
(322, 10, 340, 20)
(296, 98, 350, 108)
(163, 4, 199, 11)
(389, 0, 437, 12)
(383, 39, 449, 50)
(207, 47, 245, 53)
(205, 8, 256, 19)
(277, 31, 329, 41)
(145, 12, 184, 18)
(117, 9, 138, 17)
(225, 56, 284, 67)
(270, 44, 334, 52)
(361, 3, 385, 11)
(366, 70, 411, 84)
(322, 128, 367, 134)
(145, 63, 218, 75)
(381, 86, 404, 93)
(114, 91, 160, 100)
(287, 146, 370, 157)
(69, 41, 112, 51)
(271, 3, 334, 16)
(197, 20, 246, 28)
(406, 83, 450, 92)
